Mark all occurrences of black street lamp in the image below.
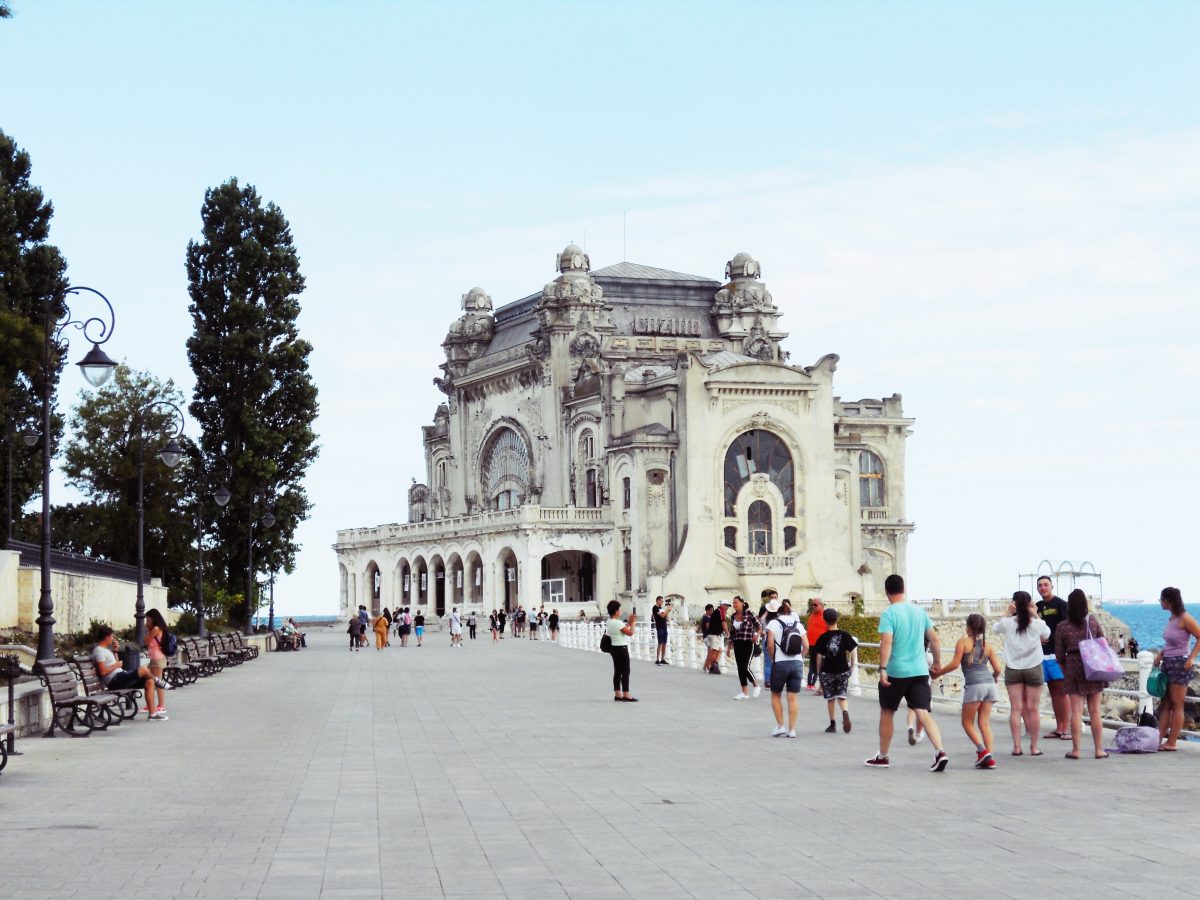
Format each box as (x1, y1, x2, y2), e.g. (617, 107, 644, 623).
(35, 286, 118, 664)
(131, 400, 185, 644)
(245, 498, 274, 635)
(194, 459, 231, 638)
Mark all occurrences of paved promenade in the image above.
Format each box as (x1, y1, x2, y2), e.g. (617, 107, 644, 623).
(1, 629, 1196, 899)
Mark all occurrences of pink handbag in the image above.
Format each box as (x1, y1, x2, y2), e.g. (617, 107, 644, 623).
(1079, 619, 1124, 682)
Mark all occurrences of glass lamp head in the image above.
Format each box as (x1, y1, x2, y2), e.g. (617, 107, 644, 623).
(157, 439, 184, 469)
(77, 343, 117, 387)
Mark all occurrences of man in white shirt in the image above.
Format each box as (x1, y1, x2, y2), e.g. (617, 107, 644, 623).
(448, 608, 463, 647)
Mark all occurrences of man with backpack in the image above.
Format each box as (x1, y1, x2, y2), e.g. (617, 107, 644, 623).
(765, 598, 808, 738)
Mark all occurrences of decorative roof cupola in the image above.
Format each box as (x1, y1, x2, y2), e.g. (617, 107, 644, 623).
(711, 252, 788, 361)
(528, 243, 615, 374)
(436, 286, 496, 393)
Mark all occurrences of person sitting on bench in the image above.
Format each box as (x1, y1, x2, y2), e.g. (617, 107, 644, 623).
(92, 626, 168, 693)
(287, 618, 306, 648)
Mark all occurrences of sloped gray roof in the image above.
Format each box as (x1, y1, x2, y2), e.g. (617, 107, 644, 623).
(700, 350, 759, 369)
(591, 261, 717, 283)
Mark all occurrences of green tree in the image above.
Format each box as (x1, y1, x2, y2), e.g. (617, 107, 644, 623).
(56, 366, 194, 599)
(0, 128, 67, 547)
(185, 178, 318, 627)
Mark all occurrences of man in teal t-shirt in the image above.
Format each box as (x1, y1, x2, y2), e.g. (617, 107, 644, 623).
(865, 575, 948, 772)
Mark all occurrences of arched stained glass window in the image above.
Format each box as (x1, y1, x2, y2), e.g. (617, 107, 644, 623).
(481, 427, 530, 510)
(723, 430, 795, 516)
(748, 500, 772, 555)
(859, 450, 885, 508)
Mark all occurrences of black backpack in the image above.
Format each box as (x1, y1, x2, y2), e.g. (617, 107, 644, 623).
(600, 634, 613, 653)
(163, 632, 178, 656)
(777, 618, 805, 657)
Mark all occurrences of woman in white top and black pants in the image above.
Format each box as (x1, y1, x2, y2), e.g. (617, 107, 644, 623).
(993, 590, 1051, 756)
(606, 600, 638, 702)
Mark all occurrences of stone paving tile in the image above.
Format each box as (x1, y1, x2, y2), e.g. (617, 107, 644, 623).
(2, 629, 1198, 898)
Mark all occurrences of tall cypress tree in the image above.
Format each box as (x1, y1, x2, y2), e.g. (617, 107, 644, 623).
(0, 128, 67, 547)
(185, 179, 318, 626)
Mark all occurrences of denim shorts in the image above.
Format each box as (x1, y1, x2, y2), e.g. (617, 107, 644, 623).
(770, 659, 803, 694)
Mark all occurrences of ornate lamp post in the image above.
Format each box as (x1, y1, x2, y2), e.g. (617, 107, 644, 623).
(35, 286, 118, 663)
(245, 497, 275, 635)
(194, 464, 231, 638)
(131, 400, 186, 644)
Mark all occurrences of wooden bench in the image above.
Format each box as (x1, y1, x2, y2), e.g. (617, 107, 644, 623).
(0, 721, 14, 773)
(211, 634, 246, 665)
(181, 637, 222, 676)
(69, 657, 140, 722)
(272, 629, 296, 651)
(230, 632, 259, 659)
(36, 659, 121, 737)
(163, 648, 201, 687)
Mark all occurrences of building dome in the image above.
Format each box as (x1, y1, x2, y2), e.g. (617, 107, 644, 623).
(725, 252, 761, 281)
(557, 243, 590, 274)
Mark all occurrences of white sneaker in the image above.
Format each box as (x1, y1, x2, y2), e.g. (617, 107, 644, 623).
(150, 712, 169, 721)
(733, 693, 747, 700)
(786, 730, 797, 738)
(771, 725, 787, 737)
(916, 730, 927, 744)
(752, 685, 762, 698)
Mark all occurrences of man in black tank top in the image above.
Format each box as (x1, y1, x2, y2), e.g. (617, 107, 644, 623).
(1036, 576, 1070, 738)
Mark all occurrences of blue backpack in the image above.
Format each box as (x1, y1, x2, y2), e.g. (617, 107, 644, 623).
(163, 632, 178, 656)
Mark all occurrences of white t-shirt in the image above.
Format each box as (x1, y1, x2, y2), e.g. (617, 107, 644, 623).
(449, 613, 462, 634)
(992, 616, 1051, 670)
(766, 614, 805, 661)
(91, 645, 119, 686)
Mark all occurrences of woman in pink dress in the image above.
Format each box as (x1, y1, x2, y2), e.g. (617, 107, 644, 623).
(143, 608, 172, 720)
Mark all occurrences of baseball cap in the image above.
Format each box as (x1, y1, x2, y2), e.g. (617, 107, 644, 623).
(764, 599, 782, 613)
(718, 599, 732, 606)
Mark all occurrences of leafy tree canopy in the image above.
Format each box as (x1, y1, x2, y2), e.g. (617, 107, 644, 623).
(185, 178, 319, 624)
(0, 128, 67, 545)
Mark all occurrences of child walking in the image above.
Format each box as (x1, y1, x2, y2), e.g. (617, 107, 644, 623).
(934, 613, 1002, 769)
(813, 608, 858, 733)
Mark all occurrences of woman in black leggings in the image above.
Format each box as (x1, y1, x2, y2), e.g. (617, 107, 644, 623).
(606, 599, 637, 702)
(725, 596, 762, 699)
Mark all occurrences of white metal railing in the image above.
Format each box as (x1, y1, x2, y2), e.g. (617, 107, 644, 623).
(552, 623, 1196, 739)
(853, 642, 1197, 736)
(861, 507, 890, 522)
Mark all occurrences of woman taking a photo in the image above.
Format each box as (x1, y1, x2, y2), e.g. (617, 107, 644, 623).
(1154, 587, 1199, 751)
(725, 596, 762, 700)
(606, 600, 637, 702)
(992, 591, 1051, 756)
(1053, 589, 1110, 760)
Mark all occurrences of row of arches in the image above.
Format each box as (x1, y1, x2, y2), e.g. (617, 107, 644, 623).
(344, 549, 599, 618)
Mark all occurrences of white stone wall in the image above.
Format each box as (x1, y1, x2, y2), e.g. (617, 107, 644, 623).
(0, 549, 168, 632)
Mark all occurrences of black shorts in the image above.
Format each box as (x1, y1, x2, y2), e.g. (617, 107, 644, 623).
(107, 670, 143, 690)
(656, 627, 668, 645)
(878, 675, 932, 712)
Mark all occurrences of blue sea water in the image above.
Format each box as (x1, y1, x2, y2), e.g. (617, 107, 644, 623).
(1104, 603, 1170, 650)
(252, 614, 336, 627)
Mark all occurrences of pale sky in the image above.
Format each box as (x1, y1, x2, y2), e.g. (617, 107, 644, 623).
(3, 1, 1198, 613)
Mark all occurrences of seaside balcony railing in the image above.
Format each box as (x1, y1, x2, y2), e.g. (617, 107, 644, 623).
(553, 620, 1198, 739)
(336, 505, 611, 546)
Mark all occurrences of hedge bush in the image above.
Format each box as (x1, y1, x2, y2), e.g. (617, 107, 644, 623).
(801, 614, 881, 666)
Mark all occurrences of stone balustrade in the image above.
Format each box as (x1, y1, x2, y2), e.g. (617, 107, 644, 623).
(335, 505, 611, 546)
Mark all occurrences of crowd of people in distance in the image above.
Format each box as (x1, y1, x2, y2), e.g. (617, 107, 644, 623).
(344, 603, 569, 651)
(602, 575, 1198, 771)
(483, 605, 561, 643)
